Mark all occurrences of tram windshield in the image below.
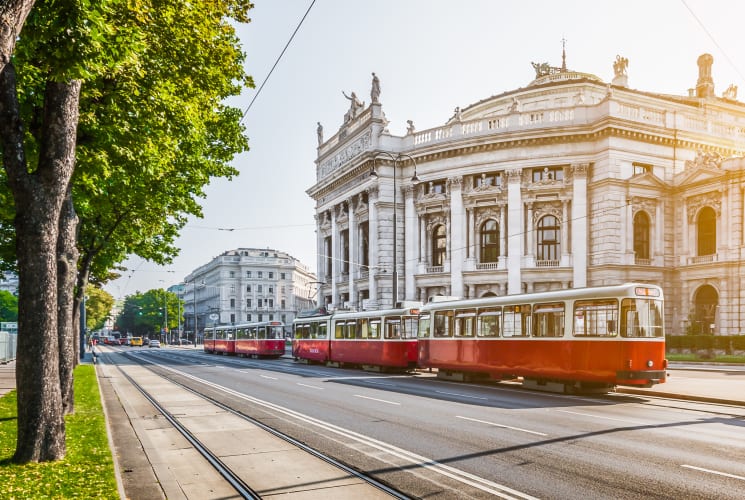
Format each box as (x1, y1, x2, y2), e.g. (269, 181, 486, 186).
(620, 298, 664, 338)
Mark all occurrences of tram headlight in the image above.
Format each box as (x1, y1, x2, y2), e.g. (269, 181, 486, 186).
(646, 360, 654, 368)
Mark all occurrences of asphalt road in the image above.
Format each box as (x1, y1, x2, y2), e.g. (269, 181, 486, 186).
(120, 347, 745, 499)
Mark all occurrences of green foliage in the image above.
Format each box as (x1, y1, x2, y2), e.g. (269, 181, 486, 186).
(666, 335, 745, 351)
(0, 365, 118, 497)
(116, 289, 181, 336)
(0, 290, 18, 322)
(85, 287, 114, 331)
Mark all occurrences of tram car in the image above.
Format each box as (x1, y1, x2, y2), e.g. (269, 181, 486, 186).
(203, 325, 235, 355)
(417, 283, 667, 392)
(292, 305, 420, 371)
(234, 320, 286, 358)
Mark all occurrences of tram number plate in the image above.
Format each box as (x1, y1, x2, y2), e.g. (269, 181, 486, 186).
(310, 348, 319, 354)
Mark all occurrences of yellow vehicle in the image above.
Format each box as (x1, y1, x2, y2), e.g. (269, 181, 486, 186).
(130, 337, 143, 347)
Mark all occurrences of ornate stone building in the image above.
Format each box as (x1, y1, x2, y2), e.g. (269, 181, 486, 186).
(309, 53, 745, 335)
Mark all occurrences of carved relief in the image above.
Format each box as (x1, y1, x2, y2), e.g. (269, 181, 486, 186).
(426, 215, 448, 233)
(506, 168, 523, 182)
(475, 208, 501, 229)
(686, 192, 722, 223)
(571, 163, 589, 177)
(532, 201, 563, 225)
(630, 196, 657, 218)
(319, 130, 372, 178)
(447, 177, 463, 189)
(685, 149, 722, 170)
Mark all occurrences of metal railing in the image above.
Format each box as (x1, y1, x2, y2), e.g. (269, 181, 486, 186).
(0, 331, 17, 363)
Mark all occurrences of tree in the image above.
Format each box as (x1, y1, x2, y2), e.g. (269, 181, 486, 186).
(116, 290, 181, 338)
(0, 290, 18, 322)
(0, 0, 253, 462)
(84, 286, 114, 332)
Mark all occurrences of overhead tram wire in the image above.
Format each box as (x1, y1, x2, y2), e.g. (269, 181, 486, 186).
(239, 0, 317, 124)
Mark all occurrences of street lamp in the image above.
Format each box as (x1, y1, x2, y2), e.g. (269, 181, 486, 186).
(369, 152, 419, 308)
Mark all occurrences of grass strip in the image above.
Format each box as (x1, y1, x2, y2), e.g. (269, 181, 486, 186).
(0, 364, 118, 498)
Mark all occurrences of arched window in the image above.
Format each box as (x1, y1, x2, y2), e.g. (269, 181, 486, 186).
(697, 207, 716, 256)
(693, 285, 718, 334)
(432, 225, 446, 266)
(633, 211, 650, 260)
(536, 215, 560, 261)
(480, 219, 500, 263)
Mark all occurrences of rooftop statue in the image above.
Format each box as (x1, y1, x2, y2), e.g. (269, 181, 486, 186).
(342, 90, 365, 122)
(531, 61, 551, 78)
(613, 55, 629, 77)
(316, 122, 323, 146)
(371, 72, 381, 103)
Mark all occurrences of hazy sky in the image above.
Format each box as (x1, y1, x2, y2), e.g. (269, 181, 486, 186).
(104, 0, 745, 299)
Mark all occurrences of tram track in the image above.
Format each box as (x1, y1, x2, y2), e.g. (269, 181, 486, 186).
(100, 348, 409, 499)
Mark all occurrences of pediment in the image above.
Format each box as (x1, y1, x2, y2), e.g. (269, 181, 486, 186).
(628, 171, 666, 189)
(673, 166, 724, 187)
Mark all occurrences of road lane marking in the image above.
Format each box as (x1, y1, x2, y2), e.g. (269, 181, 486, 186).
(456, 416, 548, 436)
(297, 383, 323, 390)
(436, 390, 487, 400)
(366, 381, 396, 387)
(681, 464, 745, 481)
(354, 395, 401, 405)
(260, 375, 278, 380)
(555, 409, 646, 425)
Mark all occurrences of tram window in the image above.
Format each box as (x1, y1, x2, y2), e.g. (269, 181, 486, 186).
(503, 305, 531, 337)
(347, 321, 356, 339)
(402, 317, 419, 338)
(418, 315, 431, 338)
(356, 319, 367, 339)
(478, 309, 501, 337)
(258, 327, 266, 339)
(433, 311, 453, 337)
(335, 322, 344, 339)
(318, 322, 327, 339)
(620, 298, 664, 338)
(455, 310, 476, 337)
(533, 302, 565, 337)
(385, 318, 402, 339)
(369, 320, 381, 339)
(573, 299, 618, 337)
(248, 327, 256, 339)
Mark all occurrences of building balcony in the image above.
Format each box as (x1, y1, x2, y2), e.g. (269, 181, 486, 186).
(687, 253, 718, 265)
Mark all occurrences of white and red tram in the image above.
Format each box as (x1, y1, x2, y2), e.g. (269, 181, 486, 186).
(418, 283, 667, 392)
(292, 305, 420, 370)
(204, 321, 286, 357)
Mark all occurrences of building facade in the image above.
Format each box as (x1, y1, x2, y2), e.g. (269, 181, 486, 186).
(182, 248, 317, 336)
(309, 53, 745, 335)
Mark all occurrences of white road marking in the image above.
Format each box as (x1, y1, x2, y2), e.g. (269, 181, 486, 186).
(297, 383, 323, 390)
(555, 409, 646, 425)
(354, 394, 401, 405)
(260, 375, 278, 380)
(681, 464, 745, 481)
(436, 390, 487, 400)
(456, 416, 548, 436)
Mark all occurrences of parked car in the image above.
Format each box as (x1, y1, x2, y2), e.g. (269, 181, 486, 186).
(149, 339, 161, 348)
(142, 338, 150, 346)
(130, 337, 143, 347)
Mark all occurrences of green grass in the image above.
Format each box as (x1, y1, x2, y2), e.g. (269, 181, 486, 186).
(666, 352, 745, 363)
(0, 365, 118, 498)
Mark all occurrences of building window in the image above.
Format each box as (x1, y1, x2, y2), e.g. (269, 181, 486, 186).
(247, 271, 252, 278)
(230, 284, 235, 292)
(229, 271, 235, 278)
(360, 221, 370, 269)
(340, 229, 350, 274)
(247, 314, 251, 322)
(247, 298, 252, 308)
(269, 272, 274, 279)
(258, 314, 263, 322)
(480, 219, 500, 263)
(633, 211, 650, 259)
(532, 166, 564, 182)
(536, 215, 560, 261)
(268, 286, 274, 293)
(247, 285, 251, 292)
(281, 314, 286, 324)
(230, 298, 235, 308)
(280, 273, 286, 280)
(633, 162, 652, 175)
(258, 285, 263, 293)
(269, 314, 274, 321)
(697, 206, 716, 256)
(230, 313, 235, 323)
(281, 299, 286, 309)
(269, 299, 274, 308)
(258, 271, 263, 278)
(432, 225, 446, 266)
(426, 180, 447, 194)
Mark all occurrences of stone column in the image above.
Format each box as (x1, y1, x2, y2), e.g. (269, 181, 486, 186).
(571, 163, 588, 288)
(368, 187, 379, 309)
(449, 177, 465, 298)
(330, 207, 338, 307)
(561, 199, 570, 265)
(506, 169, 523, 294)
(315, 214, 324, 306)
(655, 200, 663, 264)
(348, 198, 356, 308)
(526, 202, 534, 260)
(404, 184, 418, 302)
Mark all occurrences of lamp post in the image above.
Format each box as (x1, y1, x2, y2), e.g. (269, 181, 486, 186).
(370, 152, 419, 308)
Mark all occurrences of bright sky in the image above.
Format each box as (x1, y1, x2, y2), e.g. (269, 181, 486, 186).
(104, 0, 745, 299)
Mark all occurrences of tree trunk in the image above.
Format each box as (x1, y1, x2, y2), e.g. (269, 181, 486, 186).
(0, 0, 35, 73)
(0, 62, 81, 463)
(57, 190, 79, 415)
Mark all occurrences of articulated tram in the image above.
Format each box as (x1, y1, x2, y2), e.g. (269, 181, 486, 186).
(417, 283, 667, 391)
(204, 321, 286, 358)
(292, 305, 420, 370)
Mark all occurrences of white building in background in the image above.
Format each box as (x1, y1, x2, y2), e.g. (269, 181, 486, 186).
(182, 248, 317, 337)
(309, 52, 745, 335)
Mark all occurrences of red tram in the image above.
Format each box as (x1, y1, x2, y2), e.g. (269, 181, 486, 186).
(204, 321, 286, 358)
(418, 283, 667, 392)
(292, 305, 420, 370)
